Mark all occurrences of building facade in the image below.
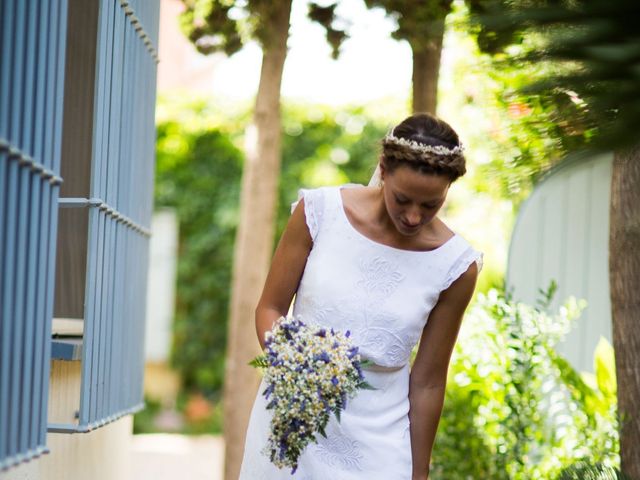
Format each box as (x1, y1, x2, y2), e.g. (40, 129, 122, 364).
(0, 0, 160, 477)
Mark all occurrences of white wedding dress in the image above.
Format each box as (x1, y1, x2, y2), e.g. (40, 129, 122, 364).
(239, 185, 482, 479)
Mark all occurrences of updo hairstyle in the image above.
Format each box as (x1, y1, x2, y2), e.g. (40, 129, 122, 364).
(381, 113, 466, 182)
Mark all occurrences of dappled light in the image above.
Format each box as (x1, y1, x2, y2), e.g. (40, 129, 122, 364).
(2, 0, 638, 479)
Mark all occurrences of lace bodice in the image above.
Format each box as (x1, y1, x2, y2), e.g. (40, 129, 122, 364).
(292, 185, 483, 368)
(240, 184, 483, 479)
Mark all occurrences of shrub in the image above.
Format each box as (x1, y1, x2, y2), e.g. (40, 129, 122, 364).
(430, 288, 620, 480)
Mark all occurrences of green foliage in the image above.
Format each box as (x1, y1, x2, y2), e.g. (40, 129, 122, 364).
(458, 19, 590, 202)
(275, 105, 388, 240)
(180, 0, 292, 54)
(307, 3, 348, 59)
(470, 0, 640, 152)
(156, 121, 243, 395)
(155, 100, 388, 395)
(180, 0, 244, 55)
(556, 461, 628, 480)
(364, 0, 453, 46)
(249, 355, 269, 369)
(430, 289, 620, 480)
(133, 396, 163, 434)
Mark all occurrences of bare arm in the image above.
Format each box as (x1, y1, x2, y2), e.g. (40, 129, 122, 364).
(255, 198, 314, 350)
(409, 261, 479, 480)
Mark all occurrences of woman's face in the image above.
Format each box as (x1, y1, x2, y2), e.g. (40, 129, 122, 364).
(380, 163, 450, 237)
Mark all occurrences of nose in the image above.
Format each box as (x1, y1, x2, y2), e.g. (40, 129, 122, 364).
(404, 208, 421, 226)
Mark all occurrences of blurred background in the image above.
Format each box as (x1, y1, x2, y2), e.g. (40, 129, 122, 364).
(136, 1, 633, 479)
(2, 0, 638, 479)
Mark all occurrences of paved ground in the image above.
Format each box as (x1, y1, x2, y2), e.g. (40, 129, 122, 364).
(130, 434, 224, 480)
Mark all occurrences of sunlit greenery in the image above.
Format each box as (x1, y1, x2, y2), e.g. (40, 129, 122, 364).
(149, 9, 626, 476)
(430, 289, 620, 480)
(155, 97, 399, 396)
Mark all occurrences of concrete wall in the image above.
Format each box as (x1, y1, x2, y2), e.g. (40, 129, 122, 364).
(2, 361, 132, 480)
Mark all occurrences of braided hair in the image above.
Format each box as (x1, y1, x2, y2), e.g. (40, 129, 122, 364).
(381, 113, 466, 182)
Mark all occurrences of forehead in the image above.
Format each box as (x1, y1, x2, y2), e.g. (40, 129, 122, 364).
(387, 167, 450, 200)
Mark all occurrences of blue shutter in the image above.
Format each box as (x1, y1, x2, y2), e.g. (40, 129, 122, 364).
(49, 0, 159, 433)
(0, 0, 68, 470)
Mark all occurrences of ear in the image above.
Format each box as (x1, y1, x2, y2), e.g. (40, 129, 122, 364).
(379, 161, 386, 180)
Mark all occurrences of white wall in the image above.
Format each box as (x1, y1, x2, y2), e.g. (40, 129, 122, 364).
(2, 361, 132, 480)
(506, 153, 613, 373)
(144, 209, 179, 363)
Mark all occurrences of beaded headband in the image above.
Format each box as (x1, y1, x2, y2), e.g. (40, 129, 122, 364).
(382, 129, 465, 156)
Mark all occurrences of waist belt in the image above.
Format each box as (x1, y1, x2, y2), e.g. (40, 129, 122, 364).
(361, 363, 407, 373)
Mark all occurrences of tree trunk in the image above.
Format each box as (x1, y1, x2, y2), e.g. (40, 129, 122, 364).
(610, 146, 640, 479)
(222, 2, 292, 479)
(411, 18, 445, 115)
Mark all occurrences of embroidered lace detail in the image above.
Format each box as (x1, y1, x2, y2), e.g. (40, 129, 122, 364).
(314, 426, 364, 471)
(291, 188, 325, 241)
(357, 256, 405, 296)
(240, 185, 483, 478)
(441, 247, 483, 291)
(360, 327, 407, 364)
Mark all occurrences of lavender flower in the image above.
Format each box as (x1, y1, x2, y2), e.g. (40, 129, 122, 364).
(249, 316, 373, 473)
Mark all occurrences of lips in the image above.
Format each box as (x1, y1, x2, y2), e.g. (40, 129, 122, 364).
(400, 220, 420, 231)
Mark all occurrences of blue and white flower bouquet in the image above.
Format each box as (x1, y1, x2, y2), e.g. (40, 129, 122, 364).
(249, 315, 373, 473)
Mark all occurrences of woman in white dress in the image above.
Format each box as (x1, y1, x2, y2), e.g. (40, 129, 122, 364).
(239, 113, 482, 480)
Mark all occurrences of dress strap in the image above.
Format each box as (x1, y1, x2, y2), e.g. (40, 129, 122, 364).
(291, 188, 327, 241)
(441, 242, 483, 291)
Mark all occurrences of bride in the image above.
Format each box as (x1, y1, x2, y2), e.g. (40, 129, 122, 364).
(239, 113, 482, 479)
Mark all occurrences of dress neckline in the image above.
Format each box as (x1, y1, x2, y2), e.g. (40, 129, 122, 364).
(336, 186, 458, 254)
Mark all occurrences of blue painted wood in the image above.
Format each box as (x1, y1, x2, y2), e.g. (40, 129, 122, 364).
(0, 0, 8, 454)
(20, 0, 38, 453)
(21, 0, 37, 154)
(51, 0, 68, 175)
(91, 0, 115, 423)
(21, 172, 37, 453)
(51, 339, 83, 361)
(0, 153, 9, 463)
(33, 0, 50, 165)
(26, 170, 43, 448)
(5, 160, 20, 461)
(32, 172, 47, 448)
(64, 0, 160, 433)
(0, 0, 15, 462)
(9, 0, 26, 147)
(0, 0, 66, 469)
(41, 180, 60, 448)
(0, 0, 12, 139)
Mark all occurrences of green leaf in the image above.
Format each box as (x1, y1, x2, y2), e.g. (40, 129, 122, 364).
(594, 337, 617, 399)
(358, 381, 376, 390)
(249, 355, 269, 368)
(334, 406, 341, 423)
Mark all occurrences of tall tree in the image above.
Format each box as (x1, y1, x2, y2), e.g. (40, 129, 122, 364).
(470, 1, 640, 475)
(364, 0, 453, 113)
(180, 2, 292, 479)
(311, 1, 454, 114)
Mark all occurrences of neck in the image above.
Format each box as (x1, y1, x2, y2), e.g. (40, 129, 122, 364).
(372, 186, 396, 232)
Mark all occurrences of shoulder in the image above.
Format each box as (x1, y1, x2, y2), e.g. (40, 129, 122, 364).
(339, 184, 377, 215)
(440, 233, 483, 292)
(291, 186, 340, 241)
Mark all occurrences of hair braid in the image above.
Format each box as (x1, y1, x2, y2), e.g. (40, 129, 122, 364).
(381, 113, 466, 182)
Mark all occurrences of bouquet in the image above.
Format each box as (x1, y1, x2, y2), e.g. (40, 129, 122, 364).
(249, 316, 373, 474)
